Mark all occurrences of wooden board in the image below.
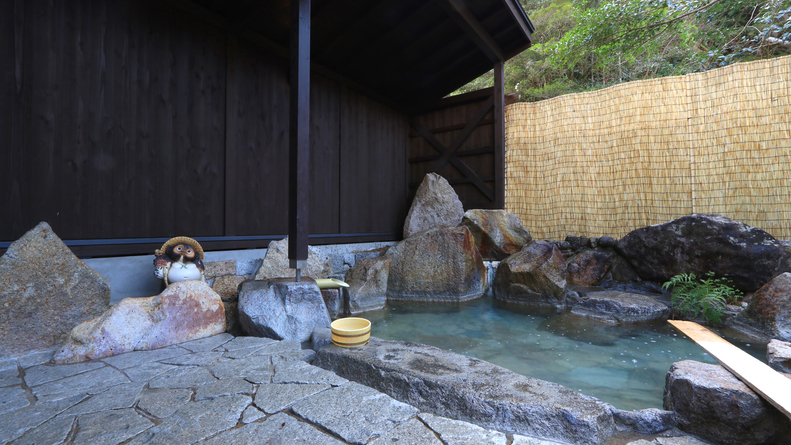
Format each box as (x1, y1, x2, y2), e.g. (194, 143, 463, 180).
(668, 320, 791, 419)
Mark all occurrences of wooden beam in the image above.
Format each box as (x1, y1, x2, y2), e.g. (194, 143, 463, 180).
(289, 0, 311, 270)
(409, 146, 493, 164)
(439, 0, 504, 63)
(500, 0, 534, 42)
(408, 118, 494, 138)
(429, 95, 494, 173)
(668, 320, 791, 420)
(493, 61, 505, 209)
(409, 120, 495, 201)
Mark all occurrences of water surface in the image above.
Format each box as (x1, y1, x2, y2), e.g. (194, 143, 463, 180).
(366, 296, 765, 411)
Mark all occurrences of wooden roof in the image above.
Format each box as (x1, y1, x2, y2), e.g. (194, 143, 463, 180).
(189, 0, 533, 111)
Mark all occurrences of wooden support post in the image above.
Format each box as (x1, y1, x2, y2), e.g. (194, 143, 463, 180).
(493, 61, 505, 209)
(289, 0, 311, 273)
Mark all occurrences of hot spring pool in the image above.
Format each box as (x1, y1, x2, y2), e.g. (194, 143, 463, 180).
(364, 296, 765, 411)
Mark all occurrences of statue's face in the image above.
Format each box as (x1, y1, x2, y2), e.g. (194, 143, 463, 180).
(168, 243, 197, 262)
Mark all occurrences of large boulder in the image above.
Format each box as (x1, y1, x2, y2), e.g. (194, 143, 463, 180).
(616, 214, 789, 292)
(403, 173, 464, 238)
(460, 209, 532, 260)
(254, 237, 332, 281)
(0, 222, 110, 357)
(238, 278, 331, 342)
(314, 338, 615, 445)
(345, 257, 391, 314)
(386, 226, 486, 302)
(570, 291, 670, 323)
(767, 339, 791, 373)
(54, 280, 225, 363)
(567, 249, 618, 287)
(740, 272, 791, 341)
(493, 241, 567, 307)
(663, 360, 791, 444)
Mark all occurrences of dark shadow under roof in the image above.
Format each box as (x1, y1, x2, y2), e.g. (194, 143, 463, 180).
(189, 0, 533, 111)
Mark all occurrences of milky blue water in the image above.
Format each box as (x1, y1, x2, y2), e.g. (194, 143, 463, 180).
(365, 296, 766, 411)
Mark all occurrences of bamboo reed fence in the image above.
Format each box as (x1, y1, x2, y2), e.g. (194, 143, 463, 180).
(505, 55, 791, 241)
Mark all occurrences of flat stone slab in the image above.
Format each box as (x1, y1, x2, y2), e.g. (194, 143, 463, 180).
(71, 408, 153, 445)
(314, 338, 615, 445)
(369, 418, 443, 445)
(570, 291, 670, 323)
(254, 383, 330, 413)
(291, 381, 420, 444)
(201, 411, 346, 445)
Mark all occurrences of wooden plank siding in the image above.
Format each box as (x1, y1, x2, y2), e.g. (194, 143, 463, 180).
(408, 88, 500, 210)
(0, 0, 408, 256)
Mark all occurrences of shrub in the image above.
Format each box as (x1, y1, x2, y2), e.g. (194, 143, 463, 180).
(662, 272, 743, 324)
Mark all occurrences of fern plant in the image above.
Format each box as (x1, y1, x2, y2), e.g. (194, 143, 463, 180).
(662, 272, 742, 324)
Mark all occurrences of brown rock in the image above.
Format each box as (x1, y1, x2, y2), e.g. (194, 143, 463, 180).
(54, 281, 225, 363)
(567, 250, 617, 286)
(664, 360, 791, 444)
(386, 226, 486, 302)
(205, 261, 236, 279)
(346, 257, 391, 314)
(493, 241, 567, 307)
(254, 237, 332, 280)
(460, 209, 532, 260)
(403, 173, 464, 238)
(212, 275, 247, 301)
(741, 272, 791, 341)
(0, 222, 110, 357)
(767, 339, 791, 373)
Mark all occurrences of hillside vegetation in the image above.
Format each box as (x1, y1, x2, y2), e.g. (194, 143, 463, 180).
(456, 0, 791, 101)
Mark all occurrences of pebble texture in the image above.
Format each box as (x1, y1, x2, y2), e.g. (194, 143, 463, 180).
(403, 172, 465, 238)
(54, 281, 226, 363)
(0, 222, 110, 356)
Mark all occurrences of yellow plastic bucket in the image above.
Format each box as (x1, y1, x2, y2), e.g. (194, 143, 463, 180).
(331, 317, 371, 348)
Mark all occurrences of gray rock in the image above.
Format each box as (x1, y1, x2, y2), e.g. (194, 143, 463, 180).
(241, 405, 266, 423)
(403, 173, 464, 238)
(16, 348, 57, 368)
(570, 291, 670, 323)
(567, 249, 618, 287)
(419, 412, 508, 445)
(312, 327, 333, 351)
(386, 226, 487, 302)
(663, 360, 791, 444)
(148, 366, 217, 389)
(272, 359, 348, 385)
(494, 241, 567, 308)
(616, 214, 790, 292)
(612, 408, 676, 434)
(369, 417, 443, 445)
(123, 362, 178, 383)
(767, 339, 791, 373)
(321, 288, 343, 319)
(137, 387, 193, 418)
(208, 355, 273, 383)
(254, 237, 332, 280)
(254, 383, 330, 413)
(126, 394, 250, 444)
(54, 281, 226, 363)
(99, 346, 188, 369)
(159, 350, 225, 366)
(0, 222, 110, 356)
(654, 436, 712, 445)
(201, 411, 346, 445)
(178, 332, 234, 352)
(346, 256, 390, 314)
(218, 335, 279, 352)
(291, 381, 419, 444)
(31, 366, 129, 402)
(0, 394, 86, 444)
(239, 278, 331, 342)
(9, 414, 75, 445)
(61, 382, 144, 416)
(741, 273, 791, 341)
(0, 386, 30, 414)
(461, 209, 532, 260)
(71, 408, 153, 445)
(314, 338, 615, 445)
(24, 361, 104, 387)
(195, 378, 253, 401)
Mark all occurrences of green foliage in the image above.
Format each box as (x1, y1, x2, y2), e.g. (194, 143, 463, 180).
(662, 272, 743, 324)
(452, 0, 791, 101)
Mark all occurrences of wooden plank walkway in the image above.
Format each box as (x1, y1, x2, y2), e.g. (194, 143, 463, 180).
(668, 320, 791, 420)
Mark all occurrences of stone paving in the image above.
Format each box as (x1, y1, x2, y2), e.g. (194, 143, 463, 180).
(1, 334, 570, 445)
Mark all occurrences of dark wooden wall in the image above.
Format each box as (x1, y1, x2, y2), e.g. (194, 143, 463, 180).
(0, 0, 409, 256)
(408, 89, 502, 210)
